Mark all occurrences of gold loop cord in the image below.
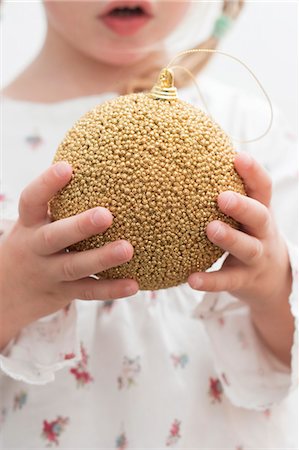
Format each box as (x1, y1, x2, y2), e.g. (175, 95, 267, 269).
(169, 65, 211, 116)
(167, 49, 274, 145)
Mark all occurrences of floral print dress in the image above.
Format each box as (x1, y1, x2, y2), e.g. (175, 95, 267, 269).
(0, 79, 298, 449)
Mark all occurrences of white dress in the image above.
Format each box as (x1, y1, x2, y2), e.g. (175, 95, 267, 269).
(0, 78, 298, 449)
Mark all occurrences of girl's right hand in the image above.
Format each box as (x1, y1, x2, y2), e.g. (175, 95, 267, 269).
(0, 162, 139, 350)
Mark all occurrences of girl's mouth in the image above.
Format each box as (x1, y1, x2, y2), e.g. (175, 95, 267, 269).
(99, 2, 153, 36)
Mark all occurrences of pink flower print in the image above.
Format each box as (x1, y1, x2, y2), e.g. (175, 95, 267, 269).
(149, 290, 158, 306)
(117, 355, 141, 390)
(0, 192, 13, 208)
(42, 416, 69, 447)
(25, 132, 43, 150)
(171, 353, 189, 369)
(149, 291, 157, 300)
(263, 408, 271, 418)
(69, 342, 93, 387)
(64, 352, 76, 360)
(166, 419, 181, 446)
(218, 316, 225, 326)
(70, 367, 93, 386)
(285, 130, 297, 142)
(80, 342, 89, 366)
(13, 390, 27, 410)
(209, 377, 223, 403)
(115, 431, 128, 450)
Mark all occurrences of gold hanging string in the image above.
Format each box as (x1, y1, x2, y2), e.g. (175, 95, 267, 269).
(167, 48, 274, 144)
(167, 0, 245, 89)
(169, 65, 210, 115)
(123, 0, 245, 95)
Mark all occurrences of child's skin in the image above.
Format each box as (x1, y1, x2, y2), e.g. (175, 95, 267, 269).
(0, 1, 294, 365)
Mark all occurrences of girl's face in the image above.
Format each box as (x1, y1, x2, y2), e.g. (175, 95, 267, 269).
(44, 1, 191, 65)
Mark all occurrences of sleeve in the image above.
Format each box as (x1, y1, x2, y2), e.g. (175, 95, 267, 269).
(0, 301, 81, 385)
(193, 104, 298, 410)
(194, 241, 297, 410)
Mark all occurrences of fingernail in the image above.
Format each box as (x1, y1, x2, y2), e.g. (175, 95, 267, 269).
(124, 283, 138, 297)
(221, 192, 236, 210)
(192, 277, 203, 290)
(114, 241, 132, 260)
(240, 152, 252, 169)
(91, 208, 103, 226)
(54, 162, 71, 177)
(212, 223, 225, 239)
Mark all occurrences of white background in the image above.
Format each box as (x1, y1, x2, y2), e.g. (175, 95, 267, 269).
(0, 1, 298, 133)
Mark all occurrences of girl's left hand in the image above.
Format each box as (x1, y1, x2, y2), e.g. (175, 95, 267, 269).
(188, 152, 292, 310)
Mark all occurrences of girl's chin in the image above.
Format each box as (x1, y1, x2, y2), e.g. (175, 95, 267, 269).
(96, 51, 150, 66)
(90, 41, 161, 66)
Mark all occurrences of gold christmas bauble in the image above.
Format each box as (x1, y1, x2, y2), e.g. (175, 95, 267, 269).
(50, 69, 245, 290)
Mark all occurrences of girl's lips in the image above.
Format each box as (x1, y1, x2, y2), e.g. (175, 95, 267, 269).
(101, 15, 152, 36)
(99, 2, 153, 37)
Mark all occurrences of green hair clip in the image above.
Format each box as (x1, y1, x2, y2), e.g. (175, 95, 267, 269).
(212, 14, 233, 39)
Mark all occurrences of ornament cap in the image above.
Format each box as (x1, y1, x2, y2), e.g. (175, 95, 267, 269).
(149, 68, 178, 100)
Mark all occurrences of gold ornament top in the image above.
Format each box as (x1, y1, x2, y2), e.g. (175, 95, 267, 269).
(149, 68, 178, 101)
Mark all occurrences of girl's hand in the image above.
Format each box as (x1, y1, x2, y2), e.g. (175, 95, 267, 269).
(0, 162, 139, 349)
(188, 153, 294, 365)
(189, 153, 292, 307)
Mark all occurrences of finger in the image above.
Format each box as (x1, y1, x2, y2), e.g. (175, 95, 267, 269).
(206, 221, 263, 265)
(19, 162, 72, 227)
(35, 207, 113, 255)
(234, 153, 272, 207)
(56, 240, 134, 281)
(65, 277, 139, 301)
(188, 265, 247, 293)
(217, 191, 271, 238)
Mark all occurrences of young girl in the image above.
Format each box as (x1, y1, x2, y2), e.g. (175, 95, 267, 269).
(0, 1, 297, 448)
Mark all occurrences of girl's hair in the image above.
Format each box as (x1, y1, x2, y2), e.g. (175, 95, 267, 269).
(124, 0, 245, 94)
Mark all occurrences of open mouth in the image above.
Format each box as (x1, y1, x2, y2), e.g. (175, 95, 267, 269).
(108, 5, 147, 17)
(100, 2, 153, 36)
